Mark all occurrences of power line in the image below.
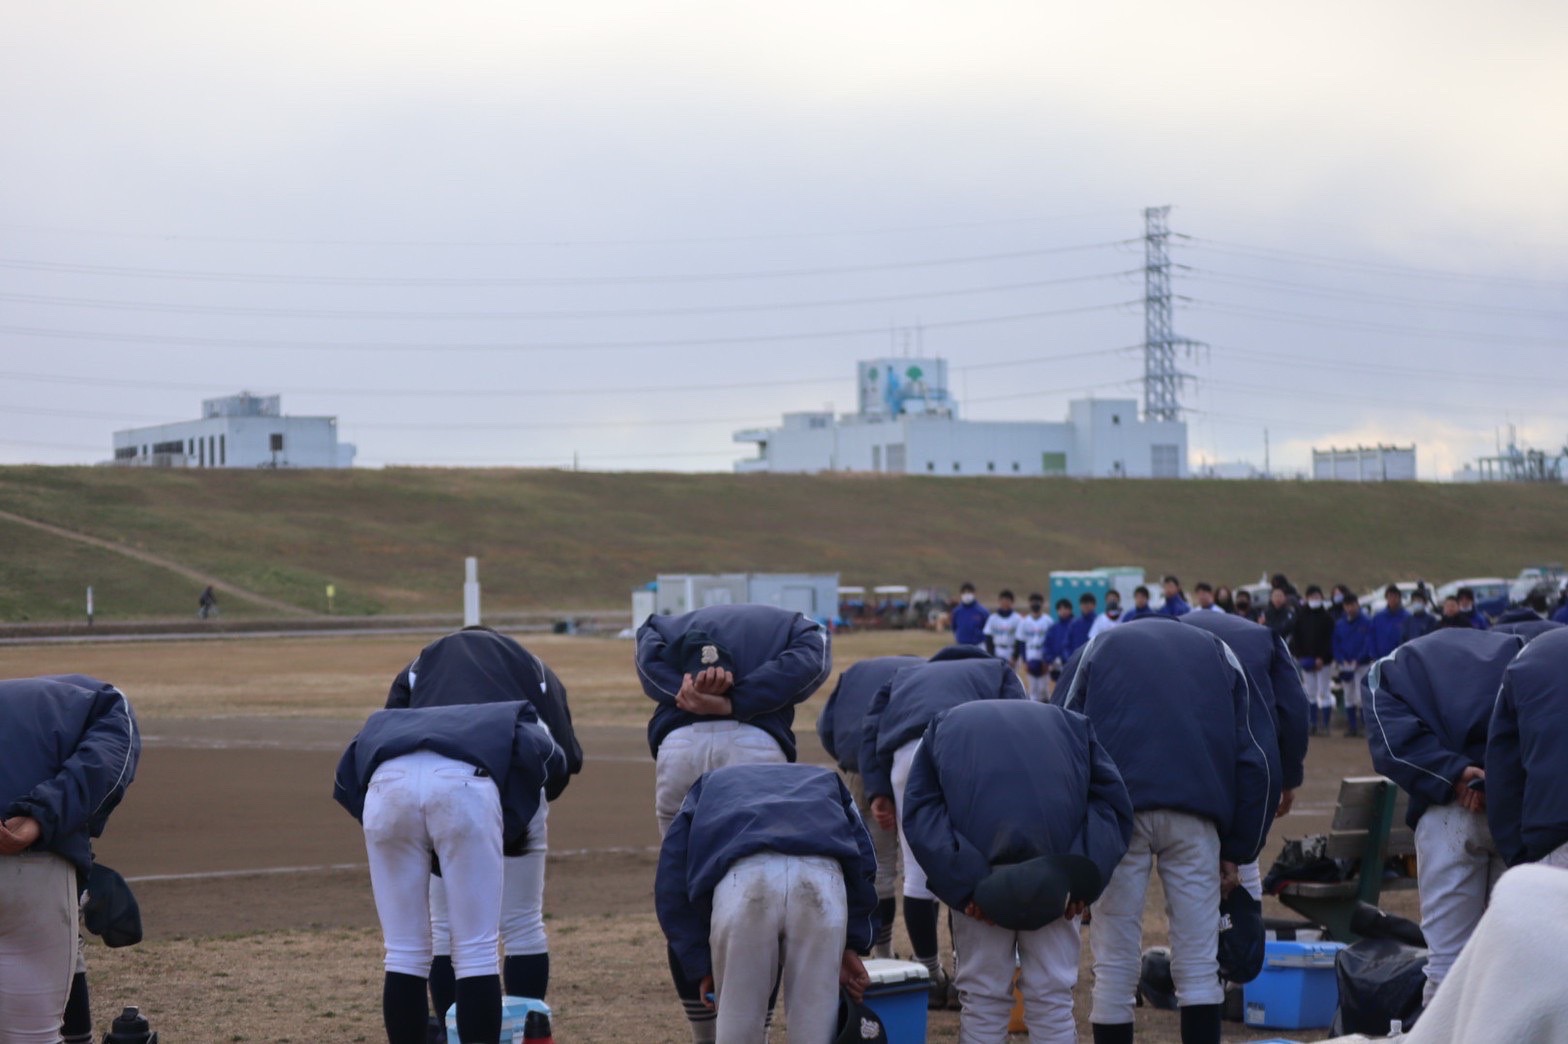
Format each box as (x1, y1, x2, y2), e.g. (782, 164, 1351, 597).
(1180, 236, 1566, 290)
(1211, 345, 1568, 391)
(1183, 267, 1568, 320)
(0, 270, 1139, 322)
(1189, 299, 1568, 348)
(0, 239, 1136, 288)
(0, 300, 1142, 354)
(1201, 377, 1563, 420)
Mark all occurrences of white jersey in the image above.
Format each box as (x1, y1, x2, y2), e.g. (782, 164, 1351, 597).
(982, 610, 1024, 658)
(1088, 612, 1120, 640)
(1017, 613, 1053, 662)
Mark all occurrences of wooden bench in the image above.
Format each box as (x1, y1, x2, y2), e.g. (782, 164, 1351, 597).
(1277, 776, 1417, 943)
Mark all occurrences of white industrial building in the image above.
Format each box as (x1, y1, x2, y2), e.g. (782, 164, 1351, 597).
(111, 392, 355, 469)
(734, 357, 1188, 478)
(1311, 444, 1417, 482)
(632, 573, 840, 623)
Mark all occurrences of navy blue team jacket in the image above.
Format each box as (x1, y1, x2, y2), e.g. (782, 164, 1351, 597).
(859, 655, 1028, 800)
(1366, 628, 1524, 829)
(0, 675, 141, 879)
(1181, 611, 1309, 792)
(386, 627, 583, 799)
(1492, 618, 1565, 642)
(334, 701, 566, 849)
(655, 763, 878, 982)
(901, 699, 1133, 909)
(637, 605, 832, 762)
(816, 655, 924, 773)
(1489, 627, 1568, 865)
(1056, 617, 1273, 864)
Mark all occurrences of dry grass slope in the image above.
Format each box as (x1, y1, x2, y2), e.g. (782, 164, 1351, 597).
(2, 465, 1563, 620)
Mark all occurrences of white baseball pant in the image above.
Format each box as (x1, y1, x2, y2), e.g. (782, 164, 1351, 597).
(1415, 803, 1506, 1004)
(1542, 842, 1568, 870)
(846, 770, 898, 901)
(363, 750, 504, 979)
(891, 739, 935, 901)
(431, 793, 549, 958)
(711, 852, 846, 1044)
(1091, 810, 1224, 1025)
(952, 913, 1080, 1044)
(655, 721, 786, 837)
(1238, 860, 1263, 901)
(0, 851, 78, 1044)
(1338, 664, 1369, 709)
(1303, 665, 1334, 709)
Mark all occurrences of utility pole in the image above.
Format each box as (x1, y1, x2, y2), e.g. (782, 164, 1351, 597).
(1142, 206, 1204, 422)
(1263, 428, 1271, 478)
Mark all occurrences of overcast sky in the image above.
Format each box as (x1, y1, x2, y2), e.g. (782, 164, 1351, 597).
(2, 1, 1564, 478)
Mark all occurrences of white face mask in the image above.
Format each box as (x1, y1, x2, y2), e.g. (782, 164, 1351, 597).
(960, 593, 975, 605)
(1413, 602, 1428, 614)
(1333, 592, 1345, 604)
(1307, 599, 1324, 610)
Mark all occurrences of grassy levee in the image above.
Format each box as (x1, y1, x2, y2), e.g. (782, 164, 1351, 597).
(1, 465, 1564, 621)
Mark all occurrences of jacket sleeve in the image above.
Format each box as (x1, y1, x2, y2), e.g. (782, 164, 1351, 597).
(1485, 676, 1527, 866)
(518, 716, 569, 800)
(1053, 646, 1088, 709)
(816, 676, 842, 763)
(1270, 637, 1311, 790)
(1366, 662, 1468, 810)
(859, 683, 896, 800)
(899, 721, 993, 908)
(1331, 622, 1349, 663)
(725, 618, 832, 721)
(1071, 719, 1134, 900)
(998, 664, 1029, 701)
(538, 667, 583, 800)
(332, 740, 365, 822)
(7, 688, 140, 849)
(1223, 655, 1273, 864)
(654, 779, 714, 982)
(635, 623, 686, 707)
(838, 776, 880, 955)
(385, 664, 414, 709)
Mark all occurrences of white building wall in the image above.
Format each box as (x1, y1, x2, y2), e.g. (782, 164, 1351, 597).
(113, 415, 351, 468)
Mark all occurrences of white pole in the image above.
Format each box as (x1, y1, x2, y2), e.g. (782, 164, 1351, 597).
(463, 557, 481, 627)
(86, 585, 94, 627)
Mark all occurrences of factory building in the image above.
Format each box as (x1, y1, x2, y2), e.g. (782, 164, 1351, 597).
(111, 392, 354, 469)
(733, 357, 1188, 478)
(1311, 444, 1417, 482)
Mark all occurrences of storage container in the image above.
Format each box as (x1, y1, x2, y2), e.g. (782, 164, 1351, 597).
(1243, 941, 1346, 1029)
(859, 959, 929, 1044)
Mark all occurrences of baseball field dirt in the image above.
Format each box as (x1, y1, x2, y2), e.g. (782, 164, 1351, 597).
(0, 631, 1405, 1042)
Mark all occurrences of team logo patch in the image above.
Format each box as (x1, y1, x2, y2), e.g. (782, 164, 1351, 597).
(700, 644, 719, 666)
(860, 1017, 880, 1039)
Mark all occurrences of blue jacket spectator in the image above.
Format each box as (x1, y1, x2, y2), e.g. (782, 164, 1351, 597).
(386, 626, 583, 799)
(655, 763, 878, 981)
(816, 655, 924, 773)
(860, 655, 1028, 800)
(1370, 605, 1412, 659)
(1066, 608, 1098, 656)
(636, 604, 832, 762)
(950, 597, 990, 646)
(1333, 612, 1375, 665)
(1488, 627, 1568, 866)
(1366, 629, 1524, 829)
(0, 675, 141, 880)
(1403, 607, 1439, 643)
(901, 699, 1133, 909)
(1180, 611, 1307, 794)
(1057, 618, 1273, 864)
(1042, 603, 1075, 663)
(334, 701, 566, 849)
(1121, 605, 1156, 623)
(1158, 595, 1191, 617)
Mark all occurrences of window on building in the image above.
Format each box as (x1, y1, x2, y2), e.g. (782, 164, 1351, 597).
(872, 445, 883, 472)
(220, 434, 226, 466)
(952, 462, 960, 473)
(1012, 462, 1020, 472)
(269, 433, 284, 452)
(114, 446, 136, 460)
(927, 462, 935, 472)
(1151, 444, 1180, 478)
(886, 444, 906, 472)
(208, 436, 216, 467)
(986, 462, 995, 472)
(1041, 452, 1068, 477)
(152, 440, 184, 455)
(187, 439, 194, 455)
(1112, 414, 1121, 425)
(142, 445, 149, 457)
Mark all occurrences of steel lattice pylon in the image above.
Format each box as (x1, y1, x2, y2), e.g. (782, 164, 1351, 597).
(1143, 206, 1202, 422)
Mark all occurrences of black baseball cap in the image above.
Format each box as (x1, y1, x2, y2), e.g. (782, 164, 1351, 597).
(972, 854, 1102, 931)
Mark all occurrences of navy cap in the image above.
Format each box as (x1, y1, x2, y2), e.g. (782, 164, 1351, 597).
(972, 854, 1102, 931)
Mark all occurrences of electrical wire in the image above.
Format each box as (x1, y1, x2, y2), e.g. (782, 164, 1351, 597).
(1179, 236, 1566, 290)
(1182, 267, 1568, 320)
(1188, 300, 1568, 347)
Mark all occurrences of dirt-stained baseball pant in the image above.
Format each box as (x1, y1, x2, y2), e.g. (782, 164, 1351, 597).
(953, 913, 1079, 1044)
(1091, 810, 1224, 1025)
(711, 852, 846, 1044)
(1415, 803, 1506, 1005)
(655, 722, 787, 838)
(1303, 665, 1334, 709)
(0, 850, 78, 1044)
(432, 793, 549, 958)
(363, 750, 504, 980)
(845, 770, 899, 901)
(891, 739, 935, 901)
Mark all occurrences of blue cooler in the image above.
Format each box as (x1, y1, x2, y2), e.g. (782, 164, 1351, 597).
(1243, 941, 1345, 1030)
(860, 959, 929, 1044)
(446, 995, 550, 1044)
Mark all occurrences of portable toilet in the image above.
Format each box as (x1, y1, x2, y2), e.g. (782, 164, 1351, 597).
(1092, 566, 1146, 604)
(1049, 571, 1113, 610)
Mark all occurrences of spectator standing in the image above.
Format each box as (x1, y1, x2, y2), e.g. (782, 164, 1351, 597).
(1067, 593, 1100, 655)
(1213, 586, 1236, 614)
(1089, 589, 1125, 639)
(1329, 584, 1353, 622)
(1158, 576, 1190, 617)
(981, 590, 1024, 664)
(1439, 596, 1471, 629)
(1121, 586, 1156, 623)
(1333, 595, 1375, 737)
(1190, 582, 1223, 613)
(1457, 587, 1491, 630)
(1370, 585, 1412, 659)
(1042, 599, 1075, 694)
(1404, 589, 1439, 643)
(1018, 595, 1054, 701)
(1261, 587, 1297, 642)
(1292, 586, 1337, 735)
(951, 583, 990, 647)
(1232, 589, 1254, 619)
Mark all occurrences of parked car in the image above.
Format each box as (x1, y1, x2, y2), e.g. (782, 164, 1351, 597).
(1435, 577, 1511, 619)
(1357, 580, 1432, 609)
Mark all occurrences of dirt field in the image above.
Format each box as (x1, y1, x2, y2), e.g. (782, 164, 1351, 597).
(0, 631, 1400, 1042)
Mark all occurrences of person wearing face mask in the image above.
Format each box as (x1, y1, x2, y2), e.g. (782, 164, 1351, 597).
(1261, 587, 1297, 642)
(1329, 584, 1353, 622)
(1232, 589, 1254, 620)
(1292, 586, 1337, 735)
(951, 583, 990, 648)
(1089, 590, 1124, 639)
(1018, 595, 1054, 700)
(1456, 587, 1491, 630)
(982, 589, 1024, 665)
(1405, 587, 1439, 643)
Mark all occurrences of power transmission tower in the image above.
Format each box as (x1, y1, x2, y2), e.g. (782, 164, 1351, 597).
(1142, 206, 1203, 421)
